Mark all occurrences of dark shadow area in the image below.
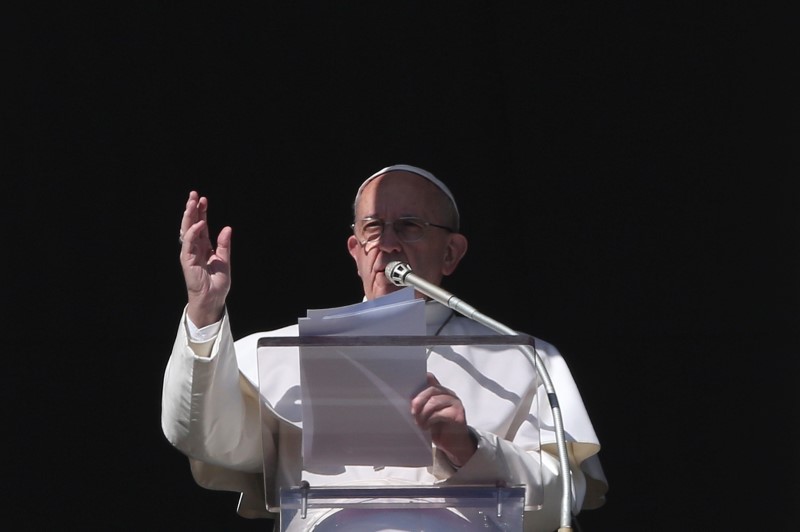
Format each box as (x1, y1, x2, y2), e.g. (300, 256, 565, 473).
(10, 3, 795, 530)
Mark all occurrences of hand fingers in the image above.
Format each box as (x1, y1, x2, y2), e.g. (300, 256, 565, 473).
(179, 191, 209, 245)
(197, 194, 209, 225)
(179, 193, 233, 272)
(214, 226, 233, 263)
(411, 375, 465, 427)
(180, 192, 198, 240)
(180, 220, 209, 257)
(412, 373, 449, 413)
(415, 394, 465, 429)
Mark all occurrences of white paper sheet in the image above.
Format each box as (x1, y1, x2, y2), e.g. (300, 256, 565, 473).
(297, 287, 432, 471)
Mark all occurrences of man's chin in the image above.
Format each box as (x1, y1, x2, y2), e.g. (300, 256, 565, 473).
(368, 281, 401, 300)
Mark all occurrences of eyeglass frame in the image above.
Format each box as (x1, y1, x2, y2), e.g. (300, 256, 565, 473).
(350, 216, 456, 247)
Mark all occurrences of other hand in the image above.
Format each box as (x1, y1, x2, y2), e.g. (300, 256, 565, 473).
(179, 191, 232, 327)
(411, 373, 477, 467)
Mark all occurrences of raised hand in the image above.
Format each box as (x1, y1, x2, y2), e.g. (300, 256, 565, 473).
(411, 373, 477, 467)
(179, 191, 232, 328)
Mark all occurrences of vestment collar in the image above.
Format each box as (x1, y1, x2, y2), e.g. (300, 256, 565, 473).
(425, 301, 454, 333)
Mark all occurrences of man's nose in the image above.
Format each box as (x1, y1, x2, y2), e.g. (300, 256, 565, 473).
(376, 223, 403, 253)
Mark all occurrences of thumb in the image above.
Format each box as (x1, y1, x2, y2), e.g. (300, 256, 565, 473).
(215, 226, 233, 262)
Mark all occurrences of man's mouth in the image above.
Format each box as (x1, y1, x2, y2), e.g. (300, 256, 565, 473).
(374, 257, 407, 273)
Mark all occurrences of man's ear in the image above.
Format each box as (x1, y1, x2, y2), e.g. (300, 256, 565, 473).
(442, 233, 468, 276)
(347, 235, 360, 262)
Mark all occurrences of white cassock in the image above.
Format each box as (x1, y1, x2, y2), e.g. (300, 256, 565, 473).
(162, 301, 607, 531)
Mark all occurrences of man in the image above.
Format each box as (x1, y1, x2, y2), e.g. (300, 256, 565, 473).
(162, 164, 607, 531)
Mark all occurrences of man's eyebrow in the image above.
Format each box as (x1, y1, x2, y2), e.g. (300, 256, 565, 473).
(361, 213, 423, 219)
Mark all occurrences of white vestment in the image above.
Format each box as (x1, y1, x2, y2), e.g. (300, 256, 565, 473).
(162, 301, 607, 531)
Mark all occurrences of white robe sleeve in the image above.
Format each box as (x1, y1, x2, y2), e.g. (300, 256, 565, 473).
(161, 308, 267, 473)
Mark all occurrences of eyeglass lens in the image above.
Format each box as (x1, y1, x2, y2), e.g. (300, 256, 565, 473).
(358, 218, 427, 243)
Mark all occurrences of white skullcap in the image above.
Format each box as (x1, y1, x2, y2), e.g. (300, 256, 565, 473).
(355, 164, 460, 227)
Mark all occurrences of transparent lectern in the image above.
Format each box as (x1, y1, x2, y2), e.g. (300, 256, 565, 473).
(256, 334, 542, 531)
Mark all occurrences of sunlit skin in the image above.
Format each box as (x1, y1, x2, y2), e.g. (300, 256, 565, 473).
(179, 191, 232, 329)
(346, 172, 467, 300)
(178, 170, 477, 466)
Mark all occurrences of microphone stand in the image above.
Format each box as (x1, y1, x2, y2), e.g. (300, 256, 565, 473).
(386, 262, 574, 531)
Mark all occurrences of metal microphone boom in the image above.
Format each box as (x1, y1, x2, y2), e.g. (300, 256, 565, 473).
(385, 261, 575, 531)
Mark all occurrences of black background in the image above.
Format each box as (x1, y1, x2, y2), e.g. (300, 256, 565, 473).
(10, 3, 796, 530)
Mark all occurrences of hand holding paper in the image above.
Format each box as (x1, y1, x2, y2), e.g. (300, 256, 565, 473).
(411, 372, 477, 468)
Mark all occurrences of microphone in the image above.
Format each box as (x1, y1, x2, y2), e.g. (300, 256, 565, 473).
(385, 261, 509, 333)
(384, 261, 575, 531)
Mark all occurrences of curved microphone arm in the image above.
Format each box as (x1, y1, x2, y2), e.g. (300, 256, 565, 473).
(385, 261, 574, 531)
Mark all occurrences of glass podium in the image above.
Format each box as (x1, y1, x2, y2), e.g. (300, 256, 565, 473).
(257, 334, 542, 531)
(279, 483, 525, 531)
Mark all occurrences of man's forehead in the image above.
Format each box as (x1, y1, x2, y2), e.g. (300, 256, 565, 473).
(356, 174, 441, 216)
(362, 171, 437, 194)
(355, 164, 459, 218)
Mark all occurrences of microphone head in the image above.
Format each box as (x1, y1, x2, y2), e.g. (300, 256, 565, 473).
(385, 261, 412, 286)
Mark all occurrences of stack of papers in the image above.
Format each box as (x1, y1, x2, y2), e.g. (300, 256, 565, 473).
(297, 287, 433, 470)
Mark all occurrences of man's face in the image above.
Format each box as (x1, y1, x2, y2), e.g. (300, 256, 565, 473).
(347, 171, 467, 300)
